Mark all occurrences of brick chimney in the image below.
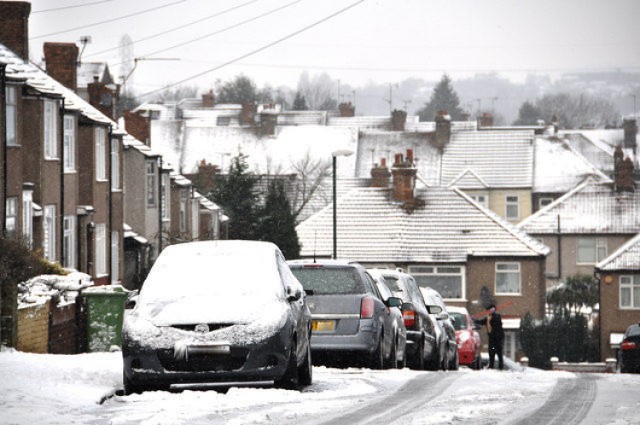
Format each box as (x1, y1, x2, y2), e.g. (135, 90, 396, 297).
(479, 112, 494, 127)
(339, 102, 355, 117)
(614, 145, 635, 192)
(202, 89, 215, 108)
(124, 110, 150, 146)
(260, 110, 277, 136)
(623, 118, 637, 151)
(43, 42, 79, 92)
(435, 111, 451, 149)
(88, 76, 118, 120)
(241, 102, 256, 126)
(391, 150, 417, 204)
(392, 109, 407, 131)
(0, 1, 31, 62)
(371, 158, 391, 188)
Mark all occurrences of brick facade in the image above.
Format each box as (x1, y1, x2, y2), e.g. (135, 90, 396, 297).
(17, 300, 51, 353)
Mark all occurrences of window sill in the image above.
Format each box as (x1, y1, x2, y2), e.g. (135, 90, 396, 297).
(64, 170, 77, 174)
(111, 189, 122, 193)
(44, 157, 60, 161)
(7, 144, 21, 148)
(495, 292, 522, 297)
(619, 306, 640, 310)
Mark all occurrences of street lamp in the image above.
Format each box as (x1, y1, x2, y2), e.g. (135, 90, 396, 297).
(332, 149, 354, 259)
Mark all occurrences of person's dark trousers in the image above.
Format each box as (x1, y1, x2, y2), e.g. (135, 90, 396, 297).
(488, 341, 504, 370)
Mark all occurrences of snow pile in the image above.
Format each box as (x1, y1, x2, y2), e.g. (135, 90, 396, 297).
(17, 271, 93, 308)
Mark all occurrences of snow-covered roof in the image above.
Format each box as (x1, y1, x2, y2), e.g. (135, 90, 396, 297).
(0, 43, 123, 133)
(122, 134, 162, 157)
(533, 136, 611, 193)
(296, 186, 549, 263)
(562, 129, 637, 171)
(517, 180, 640, 235)
(77, 62, 112, 88)
(596, 233, 640, 271)
(441, 130, 535, 188)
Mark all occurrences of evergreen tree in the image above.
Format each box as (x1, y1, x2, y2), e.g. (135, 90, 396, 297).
(210, 151, 260, 240)
(292, 92, 308, 111)
(417, 74, 464, 121)
(256, 179, 300, 259)
(513, 101, 541, 125)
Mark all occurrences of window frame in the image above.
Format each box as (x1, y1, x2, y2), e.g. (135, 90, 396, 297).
(43, 205, 56, 262)
(576, 237, 607, 265)
(408, 265, 466, 301)
(110, 138, 120, 190)
(161, 173, 170, 220)
(5, 85, 18, 146)
(5, 196, 17, 233)
(495, 262, 521, 295)
(63, 215, 76, 269)
(94, 223, 107, 276)
(505, 195, 519, 220)
(95, 127, 107, 181)
(22, 190, 33, 246)
(111, 230, 119, 283)
(538, 197, 554, 209)
(44, 99, 58, 159)
(180, 189, 188, 233)
(620, 275, 640, 309)
(470, 194, 489, 209)
(146, 160, 157, 207)
(63, 114, 76, 172)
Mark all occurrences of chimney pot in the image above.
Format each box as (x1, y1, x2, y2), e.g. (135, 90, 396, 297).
(392, 109, 407, 131)
(435, 111, 452, 149)
(380, 157, 386, 168)
(406, 149, 414, 165)
(391, 151, 417, 204)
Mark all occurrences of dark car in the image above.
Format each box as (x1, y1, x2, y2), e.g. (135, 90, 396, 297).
(288, 260, 402, 369)
(422, 287, 459, 371)
(367, 268, 438, 370)
(619, 322, 640, 373)
(122, 241, 312, 393)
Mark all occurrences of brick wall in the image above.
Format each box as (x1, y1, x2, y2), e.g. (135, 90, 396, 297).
(48, 303, 77, 354)
(0, 1, 31, 62)
(43, 42, 79, 91)
(17, 300, 50, 353)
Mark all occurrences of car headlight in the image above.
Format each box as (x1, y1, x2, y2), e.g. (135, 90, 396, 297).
(458, 331, 470, 343)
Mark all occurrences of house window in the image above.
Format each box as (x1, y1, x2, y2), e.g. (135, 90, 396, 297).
(620, 276, 640, 309)
(22, 190, 33, 246)
(216, 116, 230, 126)
(539, 197, 554, 209)
(63, 115, 76, 172)
(43, 205, 56, 261)
(5, 197, 17, 233)
(505, 195, 519, 220)
(110, 138, 120, 190)
(146, 160, 157, 207)
(470, 194, 488, 209)
(577, 237, 607, 264)
(5, 85, 18, 146)
(496, 262, 521, 294)
(409, 265, 465, 300)
(111, 231, 119, 283)
(63, 216, 76, 269)
(191, 198, 199, 239)
(44, 99, 58, 159)
(95, 223, 106, 276)
(95, 127, 107, 180)
(161, 173, 170, 220)
(180, 190, 188, 232)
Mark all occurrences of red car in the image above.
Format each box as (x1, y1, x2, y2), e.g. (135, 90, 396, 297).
(448, 306, 482, 369)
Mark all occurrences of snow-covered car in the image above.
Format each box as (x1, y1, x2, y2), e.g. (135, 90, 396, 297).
(367, 268, 438, 370)
(448, 306, 482, 369)
(421, 287, 459, 370)
(122, 241, 312, 394)
(369, 272, 408, 368)
(619, 322, 640, 373)
(288, 260, 403, 369)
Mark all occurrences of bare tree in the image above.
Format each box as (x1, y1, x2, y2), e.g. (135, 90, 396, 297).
(290, 151, 331, 221)
(297, 71, 337, 111)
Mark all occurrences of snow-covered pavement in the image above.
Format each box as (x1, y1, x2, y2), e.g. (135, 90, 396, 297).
(1, 348, 639, 425)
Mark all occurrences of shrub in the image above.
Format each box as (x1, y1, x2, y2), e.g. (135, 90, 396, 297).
(0, 235, 66, 284)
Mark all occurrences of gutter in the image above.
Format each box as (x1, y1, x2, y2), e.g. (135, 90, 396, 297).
(1, 64, 6, 235)
(108, 125, 113, 283)
(158, 156, 163, 253)
(59, 101, 65, 264)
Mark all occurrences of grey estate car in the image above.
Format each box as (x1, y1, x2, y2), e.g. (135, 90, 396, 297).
(288, 260, 402, 369)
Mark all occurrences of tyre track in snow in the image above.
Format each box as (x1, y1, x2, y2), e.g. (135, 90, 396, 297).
(316, 371, 456, 425)
(512, 374, 598, 425)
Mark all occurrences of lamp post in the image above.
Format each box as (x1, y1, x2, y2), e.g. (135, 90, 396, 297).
(332, 149, 354, 259)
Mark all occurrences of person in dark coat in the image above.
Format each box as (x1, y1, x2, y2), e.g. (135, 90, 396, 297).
(475, 305, 505, 370)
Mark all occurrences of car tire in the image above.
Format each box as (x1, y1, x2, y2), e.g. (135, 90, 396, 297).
(449, 349, 459, 371)
(410, 336, 426, 370)
(441, 348, 449, 371)
(123, 372, 166, 395)
(275, 340, 300, 390)
(384, 335, 397, 369)
(298, 341, 313, 387)
(369, 337, 384, 370)
(396, 336, 406, 369)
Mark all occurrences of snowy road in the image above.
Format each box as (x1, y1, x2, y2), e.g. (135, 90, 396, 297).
(2, 350, 640, 425)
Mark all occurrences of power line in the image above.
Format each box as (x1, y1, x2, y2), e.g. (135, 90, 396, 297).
(32, 0, 115, 14)
(135, 0, 367, 100)
(110, 0, 305, 68)
(31, 0, 187, 40)
(85, 0, 262, 59)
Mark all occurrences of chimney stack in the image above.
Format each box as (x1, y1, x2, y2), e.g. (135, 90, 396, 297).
(339, 102, 355, 117)
(614, 145, 635, 192)
(202, 89, 215, 108)
(43, 42, 79, 92)
(241, 103, 256, 126)
(392, 109, 407, 131)
(88, 76, 118, 120)
(371, 157, 391, 188)
(479, 112, 494, 127)
(260, 110, 277, 136)
(435, 111, 451, 149)
(0, 1, 31, 62)
(391, 150, 417, 204)
(623, 118, 637, 151)
(124, 110, 151, 146)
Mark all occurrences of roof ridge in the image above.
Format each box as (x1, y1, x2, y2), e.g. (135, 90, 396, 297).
(596, 232, 640, 270)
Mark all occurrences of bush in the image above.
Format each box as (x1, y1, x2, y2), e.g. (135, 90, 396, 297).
(0, 235, 66, 284)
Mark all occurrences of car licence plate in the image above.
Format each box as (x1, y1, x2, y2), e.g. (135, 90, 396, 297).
(312, 320, 335, 331)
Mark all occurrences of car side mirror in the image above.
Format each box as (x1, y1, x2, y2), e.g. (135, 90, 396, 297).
(125, 290, 139, 310)
(304, 289, 315, 296)
(401, 302, 414, 311)
(386, 296, 403, 308)
(426, 304, 442, 315)
(286, 286, 302, 302)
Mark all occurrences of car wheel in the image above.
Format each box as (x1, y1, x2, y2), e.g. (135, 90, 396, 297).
(369, 336, 384, 370)
(449, 349, 459, 371)
(441, 348, 449, 371)
(410, 336, 425, 370)
(298, 341, 313, 387)
(123, 372, 164, 395)
(275, 340, 299, 390)
(384, 335, 397, 369)
(396, 337, 407, 369)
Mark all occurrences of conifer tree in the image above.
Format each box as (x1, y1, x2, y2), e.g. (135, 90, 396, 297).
(417, 74, 464, 121)
(292, 92, 308, 111)
(256, 179, 301, 259)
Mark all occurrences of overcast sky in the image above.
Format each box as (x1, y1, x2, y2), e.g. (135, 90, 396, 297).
(27, 0, 640, 99)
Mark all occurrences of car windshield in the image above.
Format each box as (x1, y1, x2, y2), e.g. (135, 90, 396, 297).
(450, 312, 467, 330)
(291, 267, 360, 295)
(382, 275, 402, 292)
(628, 326, 640, 337)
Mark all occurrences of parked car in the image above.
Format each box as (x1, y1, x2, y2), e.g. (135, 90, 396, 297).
(369, 272, 408, 368)
(122, 241, 312, 394)
(421, 287, 459, 370)
(367, 268, 438, 370)
(288, 260, 402, 369)
(619, 322, 640, 373)
(448, 306, 482, 369)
